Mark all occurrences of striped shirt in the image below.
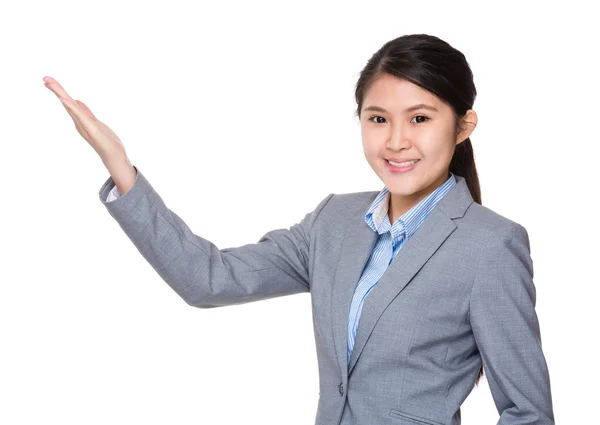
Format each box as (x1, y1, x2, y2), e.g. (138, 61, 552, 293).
(347, 172, 457, 366)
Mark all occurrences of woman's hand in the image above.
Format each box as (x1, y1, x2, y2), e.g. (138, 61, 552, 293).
(43, 76, 127, 163)
(44, 76, 136, 195)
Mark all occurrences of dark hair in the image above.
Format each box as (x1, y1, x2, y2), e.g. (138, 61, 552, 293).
(354, 34, 484, 386)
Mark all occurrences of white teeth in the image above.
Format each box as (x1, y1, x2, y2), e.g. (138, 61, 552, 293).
(388, 159, 418, 167)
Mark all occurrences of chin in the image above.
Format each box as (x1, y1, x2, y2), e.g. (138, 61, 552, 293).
(385, 181, 420, 195)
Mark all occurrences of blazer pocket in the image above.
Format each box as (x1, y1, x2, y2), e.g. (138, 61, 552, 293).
(389, 408, 445, 425)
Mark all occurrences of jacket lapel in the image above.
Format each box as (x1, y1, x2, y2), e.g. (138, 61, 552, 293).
(330, 175, 475, 379)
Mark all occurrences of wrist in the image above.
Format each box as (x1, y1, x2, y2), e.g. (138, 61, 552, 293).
(103, 155, 136, 196)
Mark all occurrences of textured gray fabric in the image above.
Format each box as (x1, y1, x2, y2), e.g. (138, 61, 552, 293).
(98, 166, 554, 424)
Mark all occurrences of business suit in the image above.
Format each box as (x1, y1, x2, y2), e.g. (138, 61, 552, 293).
(98, 166, 554, 425)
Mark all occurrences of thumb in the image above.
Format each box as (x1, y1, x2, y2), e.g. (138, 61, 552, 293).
(75, 100, 98, 121)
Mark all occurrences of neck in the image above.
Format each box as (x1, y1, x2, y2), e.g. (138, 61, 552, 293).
(388, 171, 450, 225)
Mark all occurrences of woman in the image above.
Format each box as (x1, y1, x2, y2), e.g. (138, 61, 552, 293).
(44, 33, 554, 425)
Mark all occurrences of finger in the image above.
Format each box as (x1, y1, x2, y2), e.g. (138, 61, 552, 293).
(60, 98, 96, 139)
(43, 76, 74, 101)
(75, 100, 98, 121)
(42, 78, 92, 139)
(57, 95, 84, 126)
(63, 102, 92, 140)
(43, 78, 98, 125)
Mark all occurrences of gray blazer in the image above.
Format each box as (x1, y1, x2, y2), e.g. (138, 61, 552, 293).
(98, 166, 554, 425)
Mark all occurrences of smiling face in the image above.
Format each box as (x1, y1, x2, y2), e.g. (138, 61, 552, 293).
(360, 73, 476, 221)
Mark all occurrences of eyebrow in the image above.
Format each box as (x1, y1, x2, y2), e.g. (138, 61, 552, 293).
(362, 103, 439, 114)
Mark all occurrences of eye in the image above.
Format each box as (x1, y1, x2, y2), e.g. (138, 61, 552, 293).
(411, 115, 429, 124)
(368, 115, 387, 124)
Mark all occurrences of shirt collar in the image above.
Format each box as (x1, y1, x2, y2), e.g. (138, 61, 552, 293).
(364, 172, 457, 239)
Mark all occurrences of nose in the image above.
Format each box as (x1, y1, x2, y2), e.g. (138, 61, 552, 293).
(386, 123, 411, 151)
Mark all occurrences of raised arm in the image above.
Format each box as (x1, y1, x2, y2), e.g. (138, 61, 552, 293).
(43, 75, 335, 309)
(99, 166, 334, 308)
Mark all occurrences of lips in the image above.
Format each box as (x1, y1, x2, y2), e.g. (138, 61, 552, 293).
(385, 158, 420, 173)
(386, 159, 420, 165)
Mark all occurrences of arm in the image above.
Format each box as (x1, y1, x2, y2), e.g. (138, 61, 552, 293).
(469, 223, 555, 424)
(98, 165, 335, 308)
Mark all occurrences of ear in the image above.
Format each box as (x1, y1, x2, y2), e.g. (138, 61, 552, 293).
(456, 109, 478, 145)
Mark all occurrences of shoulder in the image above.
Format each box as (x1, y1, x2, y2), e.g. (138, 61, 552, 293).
(330, 191, 379, 207)
(464, 201, 526, 230)
(320, 191, 379, 218)
(305, 191, 377, 236)
(461, 202, 531, 253)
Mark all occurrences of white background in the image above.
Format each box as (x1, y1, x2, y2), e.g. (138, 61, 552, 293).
(1, 0, 597, 423)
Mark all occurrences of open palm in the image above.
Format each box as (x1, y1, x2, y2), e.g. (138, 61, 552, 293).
(43, 76, 127, 161)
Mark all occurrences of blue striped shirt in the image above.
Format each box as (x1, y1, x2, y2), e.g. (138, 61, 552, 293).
(347, 172, 457, 366)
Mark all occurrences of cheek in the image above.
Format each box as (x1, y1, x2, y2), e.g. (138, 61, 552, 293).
(360, 135, 376, 157)
(419, 134, 456, 158)
(361, 144, 368, 157)
(362, 144, 381, 165)
(363, 146, 377, 165)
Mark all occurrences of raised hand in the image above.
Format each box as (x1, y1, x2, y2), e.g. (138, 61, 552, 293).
(44, 76, 136, 195)
(43, 76, 127, 162)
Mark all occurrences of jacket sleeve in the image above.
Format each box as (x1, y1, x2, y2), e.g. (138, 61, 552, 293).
(98, 165, 334, 308)
(469, 223, 555, 424)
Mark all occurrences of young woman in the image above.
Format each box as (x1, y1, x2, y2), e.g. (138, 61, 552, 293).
(44, 33, 554, 425)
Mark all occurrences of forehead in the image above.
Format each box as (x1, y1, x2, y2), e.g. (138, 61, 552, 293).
(364, 74, 442, 110)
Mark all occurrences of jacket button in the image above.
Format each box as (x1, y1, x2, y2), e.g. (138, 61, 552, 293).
(339, 382, 344, 396)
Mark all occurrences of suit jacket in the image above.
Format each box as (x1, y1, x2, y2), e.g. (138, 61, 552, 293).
(98, 166, 554, 425)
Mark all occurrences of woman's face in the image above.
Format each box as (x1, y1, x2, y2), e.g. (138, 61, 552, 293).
(360, 73, 476, 215)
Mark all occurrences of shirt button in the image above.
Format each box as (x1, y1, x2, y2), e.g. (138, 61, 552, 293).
(339, 382, 344, 396)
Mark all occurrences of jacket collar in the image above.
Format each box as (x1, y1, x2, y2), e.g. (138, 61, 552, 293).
(330, 174, 475, 379)
(364, 172, 458, 239)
